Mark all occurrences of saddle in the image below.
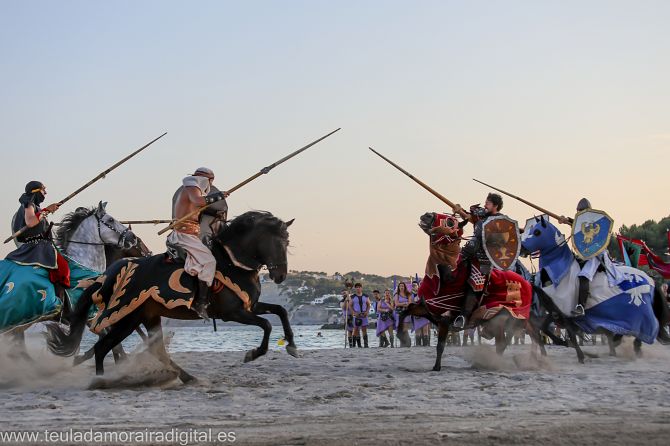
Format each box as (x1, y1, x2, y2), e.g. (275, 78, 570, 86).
(165, 236, 215, 262)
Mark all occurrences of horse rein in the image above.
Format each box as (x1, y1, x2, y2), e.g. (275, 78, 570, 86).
(62, 213, 136, 249)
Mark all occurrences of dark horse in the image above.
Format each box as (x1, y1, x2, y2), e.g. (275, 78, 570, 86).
(46, 211, 297, 382)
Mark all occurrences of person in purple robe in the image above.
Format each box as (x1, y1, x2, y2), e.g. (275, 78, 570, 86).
(348, 283, 370, 348)
(376, 289, 395, 347)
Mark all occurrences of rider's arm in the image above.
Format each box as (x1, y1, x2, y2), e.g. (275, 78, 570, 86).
(24, 204, 40, 227)
(184, 186, 207, 207)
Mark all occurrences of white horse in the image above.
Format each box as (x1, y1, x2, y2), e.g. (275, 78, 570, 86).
(55, 201, 139, 273)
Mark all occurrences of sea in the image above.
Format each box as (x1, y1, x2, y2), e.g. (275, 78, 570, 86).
(78, 324, 351, 353)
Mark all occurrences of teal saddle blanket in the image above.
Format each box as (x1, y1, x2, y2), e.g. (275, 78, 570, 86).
(0, 256, 101, 334)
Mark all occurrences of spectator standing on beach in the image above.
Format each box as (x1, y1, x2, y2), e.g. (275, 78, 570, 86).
(411, 280, 431, 347)
(349, 283, 371, 348)
(394, 282, 413, 347)
(340, 290, 354, 348)
(376, 289, 395, 347)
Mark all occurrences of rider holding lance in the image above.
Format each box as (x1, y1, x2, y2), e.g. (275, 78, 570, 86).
(6, 181, 70, 296)
(451, 192, 505, 329)
(168, 167, 229, 319)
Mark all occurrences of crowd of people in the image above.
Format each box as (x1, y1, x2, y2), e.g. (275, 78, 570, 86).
(338, 281, 438, 348)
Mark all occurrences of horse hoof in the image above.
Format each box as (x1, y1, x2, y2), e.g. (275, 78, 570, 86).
(181, 374, 197, 384)
(243, 349, 257, 363)
(286, 345, 299, 358)
(432, 366, 441, 372)
(73, 356, 85, 366)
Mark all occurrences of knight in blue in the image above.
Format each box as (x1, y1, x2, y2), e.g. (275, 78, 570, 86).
(452, 192, 504, 329)
(558, 198, 625, 316)
(6, 181, 70, 296)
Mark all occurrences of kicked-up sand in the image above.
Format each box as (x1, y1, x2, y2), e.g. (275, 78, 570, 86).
(1, 335, 669, 445)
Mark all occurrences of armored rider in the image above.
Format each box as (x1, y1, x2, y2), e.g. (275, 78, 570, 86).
(558, 198, 623, 316)
(451, 192, 505, 329)
(6, 181, 70, 297)
(168, 168, 229, 319)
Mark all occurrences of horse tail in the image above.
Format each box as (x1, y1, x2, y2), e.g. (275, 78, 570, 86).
(45, 282, 100, 357)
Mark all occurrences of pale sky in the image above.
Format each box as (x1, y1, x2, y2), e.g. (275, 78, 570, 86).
(1, 1, 668, 276)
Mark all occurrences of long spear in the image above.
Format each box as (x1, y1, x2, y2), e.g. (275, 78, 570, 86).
(368, 147, 470, 220)
(158, 128, 341, 236)
(52, 219, 172, 226)
(4, 132, 167, 244)
(472, 178, 566, 224)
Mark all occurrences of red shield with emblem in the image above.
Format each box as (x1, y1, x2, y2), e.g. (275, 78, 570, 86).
(482, 215, 521, 270)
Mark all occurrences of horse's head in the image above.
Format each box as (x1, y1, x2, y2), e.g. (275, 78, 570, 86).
(93, 201, 138, 249)
(215, 211, 292, 283)
(105, 234, 152, 265)
(521, 215, 565, 255)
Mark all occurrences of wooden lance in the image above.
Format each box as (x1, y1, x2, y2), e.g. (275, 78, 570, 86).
(158, 128, 341, 236)
(4, 132, 167, 244)
(472, 178, 566, 224)
(368, 147, 470, 220)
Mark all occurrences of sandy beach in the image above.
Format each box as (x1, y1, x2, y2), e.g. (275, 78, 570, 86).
(1, 335, 670, 446)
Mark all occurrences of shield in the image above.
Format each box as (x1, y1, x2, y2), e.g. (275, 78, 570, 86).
(571, 209, 613, 260)
(483, 215, 521, 270)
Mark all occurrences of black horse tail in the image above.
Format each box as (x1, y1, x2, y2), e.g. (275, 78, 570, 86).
(45, 282, 100, 356)
(652, 286, 670, 344)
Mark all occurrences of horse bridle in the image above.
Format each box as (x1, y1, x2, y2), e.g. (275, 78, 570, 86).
(217, 240, 287, 273)
(65, 213, 135, 249)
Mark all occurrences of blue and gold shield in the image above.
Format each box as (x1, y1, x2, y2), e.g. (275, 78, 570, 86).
(571, 209, 614, 260)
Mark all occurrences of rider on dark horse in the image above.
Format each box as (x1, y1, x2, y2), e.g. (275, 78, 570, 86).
(167, 167, 229, 319)
(6, 181, 70, 299)
(452, 192, 504, 329)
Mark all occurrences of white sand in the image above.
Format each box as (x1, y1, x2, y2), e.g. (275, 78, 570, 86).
(1, 338, 670, 445)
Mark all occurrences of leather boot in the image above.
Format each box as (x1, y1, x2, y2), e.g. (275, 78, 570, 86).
(455, 286, 478, 329)
(390, 334, 395, 348)
(573, 276, 589, 316)
(363, 334, 369, 348)
(348, 336, 353, 348)
(192, 280, 211, 321)
(379, 334, 388, 348)
(355, 336, 362, 348)
(415, 334, 421, 347)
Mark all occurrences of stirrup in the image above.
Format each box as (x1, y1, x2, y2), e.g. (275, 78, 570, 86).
(453, 315, 466, 329)
(571, 304, 585, 317)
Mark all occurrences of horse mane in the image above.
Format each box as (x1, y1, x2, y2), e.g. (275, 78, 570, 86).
(215, 211, 287, 244)
(55, 207, 96, 250)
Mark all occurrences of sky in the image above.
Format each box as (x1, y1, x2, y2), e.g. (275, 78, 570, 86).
(1, 1, 668, 277)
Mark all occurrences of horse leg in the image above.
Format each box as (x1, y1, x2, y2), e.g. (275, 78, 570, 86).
(93, 315, 142, 376)
(606, 333, 617, 357)
(433, 320, 450, 371)
(253, 302, 298, 358)
(495, 322, 509, 355)
(8, 329, 33, 362)
(526, 319, 547, 357)
(634, 338, 642, 358)
(565, 325, 585, 364)
(143, 317, 195, 384)
(224, 310, 273, 362)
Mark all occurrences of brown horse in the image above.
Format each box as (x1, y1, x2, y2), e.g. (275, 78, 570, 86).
(46, 211, 296, 382)
(400, 212, 540, 371)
